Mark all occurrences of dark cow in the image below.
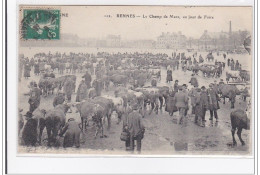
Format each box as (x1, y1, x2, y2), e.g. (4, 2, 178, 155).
(109, 74, 128, 86)
(45, 104, 70, 146)
(239, 70, 250, 82)
(218, 84, 240, 108)
(230, 109, 250, 146)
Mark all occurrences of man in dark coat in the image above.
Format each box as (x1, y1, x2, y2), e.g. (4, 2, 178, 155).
(92, 79, 103, 96)
(174, 80, 179, 92)
(53, 92, 65, 107)
(59, 118, 81, 148)
(189, 74, 198, 87)
(229, 87, 237, 109)
(151, 77, 157, 87)
(34, 62, 40, 75)
(21, 111, 37, 146)
(173, 86, 189, 124)
(207, 84, 220, 121)
(24, 63, 31, 79)
(166, 90, 177, 116)
(235, 60, 240, 70)
(188, 86, 199, 115)
(63, 78, 75, 102)
(82, 71, 92, 88)
(76, 80, 88, 102)
(123, 104, 145, 153)
(166, 69, 173, 83)
(28, 83, 42, 112)
(199, 86, 209, 126)
(149, 91, 159, 115)
(193, 88, 201, 124)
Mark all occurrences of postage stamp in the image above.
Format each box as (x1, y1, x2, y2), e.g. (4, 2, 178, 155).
(21, 9, 60, 40)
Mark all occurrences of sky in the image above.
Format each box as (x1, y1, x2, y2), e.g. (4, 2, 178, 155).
(24, 6, 253, 40)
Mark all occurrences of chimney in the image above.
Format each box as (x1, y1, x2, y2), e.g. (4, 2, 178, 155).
(229, 21, 232, 35)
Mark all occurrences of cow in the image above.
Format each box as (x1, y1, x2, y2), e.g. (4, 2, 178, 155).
(218, 84, 240, 108)
(109, 74, 128, 86)
(38, 78, 57, 96)
(230, 109, 250, 146)
(239, 70, 250, 82)
(226, 71, 240, 82)
(92, 96, 115, 130)
(75, 100, 106, 138)
(45, 104, 71, 146)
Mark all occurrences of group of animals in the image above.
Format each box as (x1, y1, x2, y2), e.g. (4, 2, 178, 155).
(19, 81, 250, 148)
(19, 51, 251, 149)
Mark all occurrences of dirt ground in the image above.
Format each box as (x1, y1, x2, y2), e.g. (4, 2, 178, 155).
(18, 54, 252, 155)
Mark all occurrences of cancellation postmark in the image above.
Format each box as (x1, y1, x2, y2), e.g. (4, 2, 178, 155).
(21, 9, 60, 40)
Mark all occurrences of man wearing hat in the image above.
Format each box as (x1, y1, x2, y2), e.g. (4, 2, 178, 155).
(174, 80, 179, 92)
(189, 74, 199, 87)
(59, 118, 81, 148)
(21, 111, 38, 146)
(207, 83, 220, 121)
(123, 103, 145, 153)
(173, 86, 189, 124)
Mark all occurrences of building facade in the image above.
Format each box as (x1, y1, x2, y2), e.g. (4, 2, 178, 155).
(156, 32, 187, 49)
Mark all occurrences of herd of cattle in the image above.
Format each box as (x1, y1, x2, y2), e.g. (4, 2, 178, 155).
(19, 51, 251, 149)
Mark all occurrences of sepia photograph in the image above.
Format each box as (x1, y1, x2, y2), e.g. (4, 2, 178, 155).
(17, 6, 253, 155)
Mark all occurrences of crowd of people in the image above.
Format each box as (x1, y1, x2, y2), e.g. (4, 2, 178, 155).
(19, 50, 250, 153)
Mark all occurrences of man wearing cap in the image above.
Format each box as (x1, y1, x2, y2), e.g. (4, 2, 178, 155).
(182, 84, 189, 117)
(188, 85, 199, 115)
(173, 86, 189, 124)
(59, 118, 81, 148)
(123, 104, 145, 153)
(212, 80, 219, 93)
(194, 88, 202, 124)
(207, 84, 220, 121)
(199, 86, 209, 126)
(28, 83, 42, 112)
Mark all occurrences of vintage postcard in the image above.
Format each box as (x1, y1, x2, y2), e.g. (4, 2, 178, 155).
(18, 6, 253, 155)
